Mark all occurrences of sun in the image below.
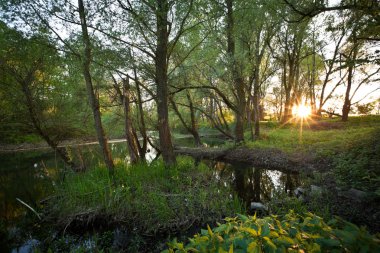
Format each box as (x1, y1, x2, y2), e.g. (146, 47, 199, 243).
(292, 104, 311, 118)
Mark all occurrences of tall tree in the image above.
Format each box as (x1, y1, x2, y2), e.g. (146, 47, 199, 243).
(225, 0, 246, 143)
(155, 0, 176, 165)
(78, 0, 114, 172)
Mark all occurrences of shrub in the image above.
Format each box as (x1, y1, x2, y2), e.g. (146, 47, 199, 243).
(165, 211, 380, 253)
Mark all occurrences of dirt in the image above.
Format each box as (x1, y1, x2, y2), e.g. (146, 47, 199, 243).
(174, 146, 328, 173)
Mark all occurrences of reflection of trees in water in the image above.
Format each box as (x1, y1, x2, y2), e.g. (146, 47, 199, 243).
(0, 154, 57, 223)
(206, 160, 300, 206)
(280, 172, 300, 196)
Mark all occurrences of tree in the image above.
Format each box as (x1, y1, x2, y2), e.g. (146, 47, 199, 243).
(78, 0, 115, 172)
(0, 22, 81, 169)
(225, 0, 246, 143)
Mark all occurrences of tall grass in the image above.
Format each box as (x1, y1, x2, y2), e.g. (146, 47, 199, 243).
(48, 156, 244, 234)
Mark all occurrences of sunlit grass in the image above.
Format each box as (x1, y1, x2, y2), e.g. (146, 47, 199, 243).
(246, 115, 380, 157)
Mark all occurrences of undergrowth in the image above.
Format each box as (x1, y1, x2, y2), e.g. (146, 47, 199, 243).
(47, 156, 244, 235)
(165, 211, 380, 253)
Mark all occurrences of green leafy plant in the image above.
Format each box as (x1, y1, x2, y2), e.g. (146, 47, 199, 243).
(164, 211, 380, 253)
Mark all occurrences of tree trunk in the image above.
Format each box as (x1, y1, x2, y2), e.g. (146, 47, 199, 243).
(283, 58, 295, 123)
(342, 66, 353, 122)
(134, 68, 147, 160)
(170, 97, 202, 147)
(20, 76, 79, 171)
(283, 88, 292, 123)
(78, 0, 114, 172)
(226, 0, 245, 143)
(156, 0, 176, 166)
(342, 30, 358, 122)
(123, 77, 140, 163)
(187, 92, 202, 146)
(253, 79, 260, 138)
(253, 32, 262, 138)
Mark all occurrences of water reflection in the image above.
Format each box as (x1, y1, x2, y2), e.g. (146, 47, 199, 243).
(0, 141, 159, 225)
(206, 161, 300, 208)
(0, 152, 61, 225)
(1, 139, 300, 227)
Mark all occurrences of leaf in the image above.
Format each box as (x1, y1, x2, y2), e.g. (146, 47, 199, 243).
(269, 231, 279, 238)
(229, 244, 234, 253)
(237, 213, 249, 222)
(263, 237, 277, 253)
(185, 247, 199, 252)
(315, 238, 341, 248)
(240, 227, 258, 237)
(217, 235, 224, 242)
(218, 248, 228, 253)
(207, 224, 214, 236)
(233, 238, 248, 250)
(247, 241, 260, 253)
(261, 223, 270, 237)
(274, 236, 295, 247)
(214, 224, 228, 233)
(201, 229, 208, 236)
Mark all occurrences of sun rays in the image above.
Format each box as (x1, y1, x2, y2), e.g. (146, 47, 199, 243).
(264, 103, 319, 144)
(292, 104, 312, 119)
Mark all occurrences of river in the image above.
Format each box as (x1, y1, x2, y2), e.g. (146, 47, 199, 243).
(0, 136, 300, 251)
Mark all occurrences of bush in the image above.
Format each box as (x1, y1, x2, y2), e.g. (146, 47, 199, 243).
(165, 211, 380, 253)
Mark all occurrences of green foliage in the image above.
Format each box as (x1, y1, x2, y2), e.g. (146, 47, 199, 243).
(355, 103, 375, 115)
(165, 211, 380, 253)
(333, 130, 380, 192)
(49, 156, 244, 234)
(0, 21, 92, 144)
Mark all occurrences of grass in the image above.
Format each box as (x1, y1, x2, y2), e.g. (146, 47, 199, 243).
(48, 156, 244, 235)
(243, 115, 380, 230)
(245, 115, 380, 158)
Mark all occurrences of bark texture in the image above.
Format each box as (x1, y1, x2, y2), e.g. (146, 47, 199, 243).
(155, 0, 176, 166)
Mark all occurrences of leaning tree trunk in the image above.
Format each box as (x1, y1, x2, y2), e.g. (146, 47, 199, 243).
(123, 77, 140, 163)
(134, 68, 148, 160)
(21, 78, 79, 171)
(156, 0, 176, 166)
(78, 0, 114, 172)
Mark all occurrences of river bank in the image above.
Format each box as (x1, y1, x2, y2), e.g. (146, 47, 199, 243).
(2, 117, 380, 252)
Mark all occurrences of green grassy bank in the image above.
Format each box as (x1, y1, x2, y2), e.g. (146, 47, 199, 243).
(40, 157, 243, 251)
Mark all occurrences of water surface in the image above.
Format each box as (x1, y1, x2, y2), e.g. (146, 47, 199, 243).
(0, 138, 300, 227)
